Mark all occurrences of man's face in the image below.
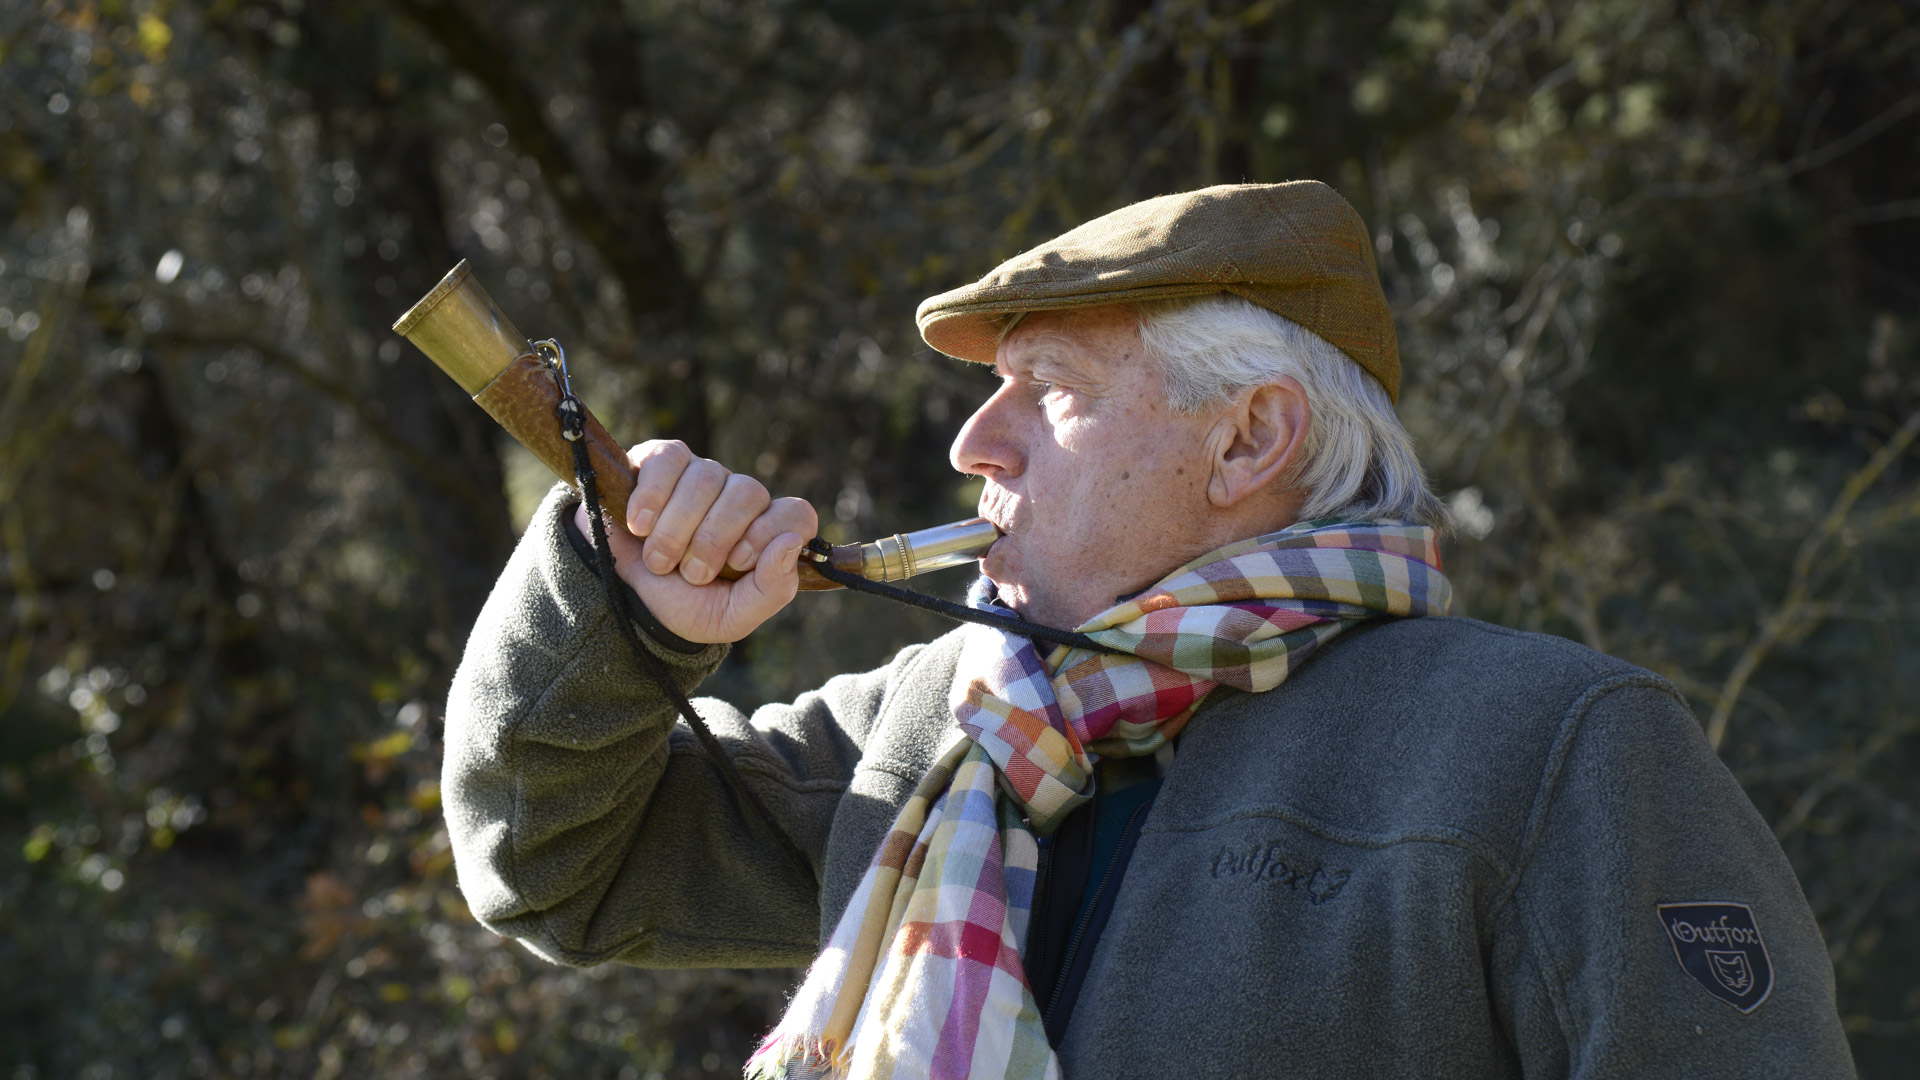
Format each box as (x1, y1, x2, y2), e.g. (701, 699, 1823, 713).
(950, 306, 1222, 629)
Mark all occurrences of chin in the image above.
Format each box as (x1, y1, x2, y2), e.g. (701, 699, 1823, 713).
(1007, 587, 1070, 629)
(983, 575, 1027, 614)
(979, 546, 1020, 598)
(980, 547, 1071, 627)
(981, 575, 1042, 622)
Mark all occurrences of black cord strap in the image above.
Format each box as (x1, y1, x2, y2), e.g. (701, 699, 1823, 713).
(554, 373, 819, 891)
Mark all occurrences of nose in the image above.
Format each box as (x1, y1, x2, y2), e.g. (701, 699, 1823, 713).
(949, 379, 1025, 480)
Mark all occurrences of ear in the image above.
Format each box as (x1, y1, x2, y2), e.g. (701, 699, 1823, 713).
(1205, 377, 1310, 509)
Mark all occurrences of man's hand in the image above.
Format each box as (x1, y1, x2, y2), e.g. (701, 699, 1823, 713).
(574, 440, 818, 644)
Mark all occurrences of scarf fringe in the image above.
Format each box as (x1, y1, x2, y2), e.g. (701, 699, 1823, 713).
(745, 1034, 850, 1080)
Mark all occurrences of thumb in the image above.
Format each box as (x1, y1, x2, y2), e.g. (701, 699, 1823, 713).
(731, 531, 807, 623)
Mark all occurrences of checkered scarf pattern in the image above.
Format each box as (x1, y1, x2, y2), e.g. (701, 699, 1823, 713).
(746, 521, 1449, 1080)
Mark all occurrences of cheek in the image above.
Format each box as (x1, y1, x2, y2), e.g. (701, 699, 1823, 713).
(1053, 451, 1150, 535)
(1108, 429, 1201, 516)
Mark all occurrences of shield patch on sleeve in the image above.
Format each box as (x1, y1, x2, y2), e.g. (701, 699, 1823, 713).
(1656, 902, 1774, 1013)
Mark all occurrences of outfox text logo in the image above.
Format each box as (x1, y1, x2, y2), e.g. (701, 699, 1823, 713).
(1656, 901, 1774, 1013)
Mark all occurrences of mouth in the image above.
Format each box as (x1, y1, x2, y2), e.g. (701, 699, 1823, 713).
(979, 514, 1012, 565)
(972, 484, 1021, 575)
(977, 484, 1018, 537)
(976, 518, 1014, 578)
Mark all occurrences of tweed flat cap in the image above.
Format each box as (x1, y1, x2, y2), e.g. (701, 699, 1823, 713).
(916, 181, 1401, 401)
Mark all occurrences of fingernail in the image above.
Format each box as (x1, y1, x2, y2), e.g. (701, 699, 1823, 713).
(729, 541, 753, 570)
(645, 550, 673, 575)
(630, 509, 656, 535)
(682, 556, 710, 583)
(786, 544, 802, 571)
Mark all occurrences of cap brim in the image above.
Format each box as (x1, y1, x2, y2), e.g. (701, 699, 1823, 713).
(917, 282, 1241, 364)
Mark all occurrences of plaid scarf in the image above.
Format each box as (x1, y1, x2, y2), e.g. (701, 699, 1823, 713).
(747, 520, 1450, 1080)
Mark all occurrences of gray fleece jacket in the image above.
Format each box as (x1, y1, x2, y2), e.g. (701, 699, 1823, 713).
(443, 488, 1855, 1078)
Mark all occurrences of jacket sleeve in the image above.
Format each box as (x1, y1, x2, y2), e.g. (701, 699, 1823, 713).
(1491, 675, 1856, 1079)
(442, 485, 916, 969)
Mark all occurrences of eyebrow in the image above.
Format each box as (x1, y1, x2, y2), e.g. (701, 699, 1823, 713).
(1000, 339, 1096, 383)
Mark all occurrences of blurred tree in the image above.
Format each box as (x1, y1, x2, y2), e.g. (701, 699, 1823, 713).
(1, 0, 1914, 1076)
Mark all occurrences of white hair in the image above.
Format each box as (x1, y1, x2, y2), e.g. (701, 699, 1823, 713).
(1132, 294, 1450, 530)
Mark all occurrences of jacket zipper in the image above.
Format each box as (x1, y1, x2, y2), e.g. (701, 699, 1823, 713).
(1041, 795, 1155, 1025)
(1026, 824, 1057, 976)
(1025, 774, 1093, 1000)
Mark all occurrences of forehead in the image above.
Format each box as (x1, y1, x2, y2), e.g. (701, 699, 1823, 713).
(994, 305, 1143, 374)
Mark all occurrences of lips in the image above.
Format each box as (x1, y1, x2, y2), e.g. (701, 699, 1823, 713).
(977, 484, 1019, 536)
(978, 518, 1008, 562)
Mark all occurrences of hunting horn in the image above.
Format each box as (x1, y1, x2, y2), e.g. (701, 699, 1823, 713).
(391, 260, 998, 591)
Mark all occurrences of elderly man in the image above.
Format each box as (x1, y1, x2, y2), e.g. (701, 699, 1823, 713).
(444, 183, 1853, 1078)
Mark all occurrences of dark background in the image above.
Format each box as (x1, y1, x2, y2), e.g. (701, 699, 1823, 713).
(2, 0, 1916, 1076)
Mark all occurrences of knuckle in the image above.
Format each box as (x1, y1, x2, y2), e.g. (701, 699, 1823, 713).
(686, 460, 730, 491)
(726, 473, 770, 503)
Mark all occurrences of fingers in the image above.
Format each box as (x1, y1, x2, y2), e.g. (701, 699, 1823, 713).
(619, 441, 799, 586)
(625, 440, 694, 538)
(608, 441, 824, 643)
(735, 497, 821, 571)
(672, 473, 772, 584)
(641, 460, 734, 582)
(618, 528, 810, 645)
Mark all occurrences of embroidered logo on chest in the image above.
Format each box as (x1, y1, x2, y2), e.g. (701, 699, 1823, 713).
(1657, 901, 1774, 1013)
(1209, 841, 1350, 904)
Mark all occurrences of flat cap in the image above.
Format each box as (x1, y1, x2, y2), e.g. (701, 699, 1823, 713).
(916, 181, 1401, 401)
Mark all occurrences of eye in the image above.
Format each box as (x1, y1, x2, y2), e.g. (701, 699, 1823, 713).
(1035, 381, 1077, 415)
(1000, 371, 1069, 410)
(1007, 374, 1053, 398)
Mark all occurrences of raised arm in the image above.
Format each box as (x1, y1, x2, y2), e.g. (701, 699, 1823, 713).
(443, 453, 906, 969)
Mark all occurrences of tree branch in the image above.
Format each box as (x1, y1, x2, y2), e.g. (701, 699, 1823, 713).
(1707, 405, 1920, 749)
(387, 0, 710, 445)
(387, 0, 697, 319)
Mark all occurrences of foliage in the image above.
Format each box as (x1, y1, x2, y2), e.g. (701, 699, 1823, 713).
(1, 0, 1915, 1075)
